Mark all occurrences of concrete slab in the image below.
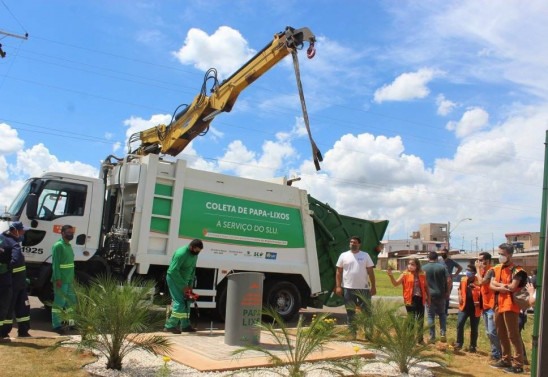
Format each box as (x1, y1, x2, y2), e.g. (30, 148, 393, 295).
(159, 330, 375, 372)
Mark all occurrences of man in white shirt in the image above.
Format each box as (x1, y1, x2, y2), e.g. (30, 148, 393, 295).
(335, 236, 376, 336)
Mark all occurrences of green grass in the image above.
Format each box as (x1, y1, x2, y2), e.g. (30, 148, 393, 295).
(374, 269, 404, 297)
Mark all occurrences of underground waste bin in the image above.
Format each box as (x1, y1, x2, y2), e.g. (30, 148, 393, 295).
(224, 272, 264, 346)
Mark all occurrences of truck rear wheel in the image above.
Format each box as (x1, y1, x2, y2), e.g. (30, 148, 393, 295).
(215, 286, 227, 321)
(264, 281, 301, 321)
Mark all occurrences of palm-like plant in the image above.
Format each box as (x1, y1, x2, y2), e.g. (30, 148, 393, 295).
(350, 293, 399, 341)
(232, 307, 340, 377)
(63, 274, 173, 370)
(354, 298, 444, 374)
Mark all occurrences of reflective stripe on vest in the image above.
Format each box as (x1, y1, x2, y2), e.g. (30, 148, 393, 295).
(60, 263, 74, 269)
(12, 265, 26, 273)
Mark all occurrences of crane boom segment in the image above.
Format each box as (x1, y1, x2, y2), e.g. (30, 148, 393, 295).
(134, 26, 319, 167)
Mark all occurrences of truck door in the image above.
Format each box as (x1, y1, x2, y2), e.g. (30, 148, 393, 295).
(23, 179, 95, 263)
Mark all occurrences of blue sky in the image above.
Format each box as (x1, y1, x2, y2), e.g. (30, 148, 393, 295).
(1, 1, 546, 250)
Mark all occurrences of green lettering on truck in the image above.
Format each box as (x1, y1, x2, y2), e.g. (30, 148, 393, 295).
(179, 189, 305, 248)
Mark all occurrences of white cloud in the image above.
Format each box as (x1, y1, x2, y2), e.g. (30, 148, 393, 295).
(0, 156, 8, 184)
(430, 1, 548, 99)
(0, 143, 99, 210)
(446, 107, 489, 138)
(374, 68, 439, 103)
(276, 117, 308, 141)
(217, 136, 296, 180)
(112, 141, 122, 153)
(452, 137, 515, 169)
(0, 123, 24, 155)
(0, 178, 26, 212)
(15, 144, 98, 179)
(290, 101, 546, 240)
(123, 113, 172, 153)
(179, 143, 219, 173)
(258, 36, 370, 114)
(292, 132, 433, 221)
(436, 94, 457, 116)
(207, 125, 224, 141)
(172, 26, 255, 78)
(136, 29, 164, 44)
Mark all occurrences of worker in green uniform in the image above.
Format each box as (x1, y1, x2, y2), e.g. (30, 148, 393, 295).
(164, 239, 203, 334)
(51, 225, 76, 334)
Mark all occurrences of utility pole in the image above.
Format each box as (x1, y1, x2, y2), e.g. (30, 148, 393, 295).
(447, 218, 472, 252)
(0, 29, 29, 58)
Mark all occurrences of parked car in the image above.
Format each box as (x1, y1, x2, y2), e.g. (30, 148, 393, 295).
(449, 272, 464, 309)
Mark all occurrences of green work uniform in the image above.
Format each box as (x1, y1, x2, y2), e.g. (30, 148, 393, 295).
(51, 237, 75, 329)
(165, 244, 198, 330)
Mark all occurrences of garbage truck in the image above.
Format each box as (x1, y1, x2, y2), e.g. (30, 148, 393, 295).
(0, 26, 388, 320)
(2, 153, 388, 320)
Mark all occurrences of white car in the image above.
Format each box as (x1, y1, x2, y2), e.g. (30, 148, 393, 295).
(449, 273, 464, 309)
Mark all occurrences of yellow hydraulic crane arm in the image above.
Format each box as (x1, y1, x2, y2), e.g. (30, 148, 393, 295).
(134, 26, 318, 160)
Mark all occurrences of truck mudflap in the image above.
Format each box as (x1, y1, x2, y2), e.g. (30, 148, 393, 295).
(308, 195, 389, 307)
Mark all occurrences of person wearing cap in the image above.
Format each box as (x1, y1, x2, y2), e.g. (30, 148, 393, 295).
(51, 225, 76, 333)
(0, 221, 31, 338)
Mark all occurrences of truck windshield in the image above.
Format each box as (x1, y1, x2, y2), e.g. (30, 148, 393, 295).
(6, 179, 33, 217)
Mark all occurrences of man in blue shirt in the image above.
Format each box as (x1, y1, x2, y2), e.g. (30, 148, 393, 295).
(440, 248, 462, 315)
(423, 251, 451, 343)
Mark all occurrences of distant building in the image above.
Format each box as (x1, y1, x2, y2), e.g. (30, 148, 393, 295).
(382, 239, 444, 256)
(419, 223, 448, 242)
(504, 231, 540, 252)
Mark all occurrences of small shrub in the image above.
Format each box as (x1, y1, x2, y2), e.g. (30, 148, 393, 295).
(354, 298, 444, 374)
(63, 275, 173, 370)
(155, 355, 172, 377)
(232, 307, 341, 377)
(328, 344, 373, 376)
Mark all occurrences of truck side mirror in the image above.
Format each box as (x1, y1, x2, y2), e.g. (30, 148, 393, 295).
(26, 193, 38, 219)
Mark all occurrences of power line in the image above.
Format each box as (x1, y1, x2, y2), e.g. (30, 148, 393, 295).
(1, 0, 28, 34)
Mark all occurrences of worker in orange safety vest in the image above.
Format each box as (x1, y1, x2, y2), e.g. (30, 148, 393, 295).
(453, 264, 481, 352)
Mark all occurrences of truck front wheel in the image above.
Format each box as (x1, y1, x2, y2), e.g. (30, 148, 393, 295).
(264, 281, 301, 321)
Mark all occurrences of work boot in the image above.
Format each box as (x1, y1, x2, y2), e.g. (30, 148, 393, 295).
(491, 360, 512, 369)
(53, 327, 66, 335)
(163, 327, 182, 334)
(502, 366, 524, 374)
(181, 326, 197, 333)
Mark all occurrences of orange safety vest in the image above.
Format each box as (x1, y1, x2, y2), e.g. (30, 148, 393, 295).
(458, 276, 482, 317)
(493, 263, 524, 313)
(479, 265, 495, 311)
(401, 271, 428, 306)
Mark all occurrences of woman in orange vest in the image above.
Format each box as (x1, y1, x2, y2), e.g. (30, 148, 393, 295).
(387, 257, 430, 343)
(454, 264, 481, 352)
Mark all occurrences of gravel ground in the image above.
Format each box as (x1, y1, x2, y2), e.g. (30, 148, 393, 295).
(68, 336, 438, 377)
